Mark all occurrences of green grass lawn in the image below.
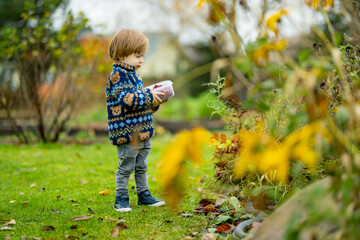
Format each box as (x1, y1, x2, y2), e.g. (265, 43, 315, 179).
(0, 134, 215, 239)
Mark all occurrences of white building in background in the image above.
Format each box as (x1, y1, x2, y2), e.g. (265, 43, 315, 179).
(138, 32, 191, 82)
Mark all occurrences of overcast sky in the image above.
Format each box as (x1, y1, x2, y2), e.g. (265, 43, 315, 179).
(64, 0, 327, 44)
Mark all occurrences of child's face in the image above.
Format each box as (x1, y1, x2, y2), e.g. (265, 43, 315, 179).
(122, 54, 144, 70)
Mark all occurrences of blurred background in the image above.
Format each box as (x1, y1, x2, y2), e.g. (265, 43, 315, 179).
(0, 0, 335, 144)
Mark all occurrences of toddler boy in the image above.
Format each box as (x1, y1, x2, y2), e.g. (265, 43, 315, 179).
(106, 29, 165, 212)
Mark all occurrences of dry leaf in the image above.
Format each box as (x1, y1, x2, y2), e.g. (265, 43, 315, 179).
(79, 180, 87, 184)
(181, 213, 194, 218)
(110, 226, 119, 238)
(98, 189, 110, 195)
(70, 225, 78, 230)
(215, 224, 232, 234)
(0, 226, 15, 231)
(21, 236, 42, 240)
(87, 208, 95, 213)
(22, 202, 29, 206)
(106, 218, 117, 222)
(111, 223, 129, 237)
(70, 215, 94, 221)
(201, 233, 216, 240)
(117, 223, 128, 230)
(51, 209, 61, 214)
(41, 225, 55, 231)
(9, 200, 16, 204)
(118, 219, 127, 223)
(30, 184, 36, 188)
(5, 219, 16, 225)
(19, 192, 25, 195)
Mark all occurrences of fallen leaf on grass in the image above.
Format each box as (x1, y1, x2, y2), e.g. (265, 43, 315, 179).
(30, 184, 36, 188)
(51, 209, 61, 214)
(98, 189, 110, 195)
(79, 180, 88, 184)
(106, 218, 117, 222)
(22, 201, 29, 206)
(163, 220, 173, 223)
(0, 226, 15, 231)
(41, 225, 55, 231)
(215, 195, 230, 205)
(9, 200, 16, 204)
(202, 233, 217, 240)
(70, 215, 94, 221)
(19, 192, 25, 195)
(110, 226, 119, 237)
(70, 225, 78, 230)
(20, 236, 42, 240)
(5, 219, 16, 225)
(180, 213, 194, 218)
(183, 237, 195, 240)
(88, 208, 95, 213)
(199, 199, 215, 206)
(203, 206, 217, 212)
(111, 223, 129, 237)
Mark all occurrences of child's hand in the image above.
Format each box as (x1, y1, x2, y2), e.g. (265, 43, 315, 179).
(151, 90, 165, 107)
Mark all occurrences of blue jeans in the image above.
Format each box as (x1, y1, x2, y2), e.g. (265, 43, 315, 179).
(116, 139, 151, 195)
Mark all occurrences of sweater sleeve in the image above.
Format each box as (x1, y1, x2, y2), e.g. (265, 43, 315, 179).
(106, 70, 154, 111)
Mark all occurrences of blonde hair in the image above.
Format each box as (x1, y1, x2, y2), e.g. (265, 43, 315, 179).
(109, 29, 149, 61)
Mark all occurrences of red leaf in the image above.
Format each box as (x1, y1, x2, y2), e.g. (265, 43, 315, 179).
(215, 224, 231, 233)
(220, 134, 227, 142)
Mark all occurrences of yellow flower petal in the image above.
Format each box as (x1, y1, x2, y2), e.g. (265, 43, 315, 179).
(266, 9, 288, 36)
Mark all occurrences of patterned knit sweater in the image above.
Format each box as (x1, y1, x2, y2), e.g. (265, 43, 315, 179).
(106, 62, 158, 145)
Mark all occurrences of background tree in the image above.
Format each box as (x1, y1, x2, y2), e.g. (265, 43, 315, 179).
(0, 0, 90, 143)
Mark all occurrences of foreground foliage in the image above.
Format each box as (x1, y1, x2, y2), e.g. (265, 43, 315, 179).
(158, 0, 360, 239)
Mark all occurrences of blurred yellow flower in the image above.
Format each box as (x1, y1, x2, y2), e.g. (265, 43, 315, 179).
(305, 0, 334, 10)
(158, 127, 211, 208)
(197, 0, 220, 8)
(266, 9, 288, 37)
(234, 121, 331, 183)
(253, 39, 288, 65)
(260, 149, 290, 183)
